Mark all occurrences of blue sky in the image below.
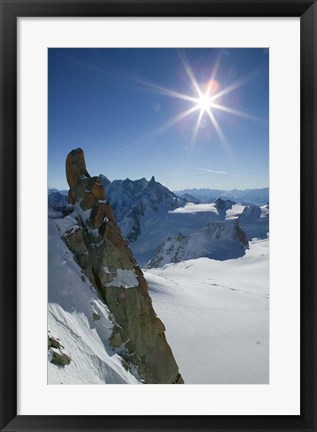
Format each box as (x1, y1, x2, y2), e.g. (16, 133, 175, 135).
(48, 48, 269, 191)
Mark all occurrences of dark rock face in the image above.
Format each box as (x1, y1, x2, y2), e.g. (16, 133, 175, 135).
(63, 149, 183, 384)
(232, 221, 249, 247)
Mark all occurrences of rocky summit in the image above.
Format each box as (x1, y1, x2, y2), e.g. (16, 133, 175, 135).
(61, 148, 183, 384)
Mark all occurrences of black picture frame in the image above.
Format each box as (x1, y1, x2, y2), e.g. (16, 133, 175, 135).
(0, 0, 316, 431)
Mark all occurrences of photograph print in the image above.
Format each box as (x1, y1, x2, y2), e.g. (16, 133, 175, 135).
(48, 48, 269, 384)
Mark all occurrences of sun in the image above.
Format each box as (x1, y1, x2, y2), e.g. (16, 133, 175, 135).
(196, 93, 213, 113)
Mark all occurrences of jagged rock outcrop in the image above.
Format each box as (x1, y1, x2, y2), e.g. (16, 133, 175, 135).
(48, 333, 71, 367)
(215, 197, 235, 220)
(61, 148, 183, 384)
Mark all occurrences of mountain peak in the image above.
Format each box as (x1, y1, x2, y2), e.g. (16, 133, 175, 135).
(66, 148, 91, 204)
(60, 149, 183, 384)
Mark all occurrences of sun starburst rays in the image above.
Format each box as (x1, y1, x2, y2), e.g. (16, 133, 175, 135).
(173, 51, 261, 150)
(190, 109, 205, 147)
(128, 75, 198, 104)
(119, 50, 261, 155)
(205, 107, 233, 157)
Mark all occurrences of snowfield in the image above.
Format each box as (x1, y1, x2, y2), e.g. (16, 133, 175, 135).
(169, 202, 219, 214)
(144, 238, 269, 384)
(225, 204, 246, 220)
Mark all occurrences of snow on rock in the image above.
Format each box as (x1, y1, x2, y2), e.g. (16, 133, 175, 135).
(240, 204, 261, 218)
(74, 202, 92, 224)
(238, 204, 269, 240)
(260, 203, 269, 217)
(104, 269, 139, 288)
(55, 214, 79, 236)
(48, 218, 139, 384)
(145, 238, 269, 384)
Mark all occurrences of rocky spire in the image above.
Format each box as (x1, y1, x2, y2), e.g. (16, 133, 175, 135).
(66, 148, 91, 204)
(63, 149, 183, 384)
(148, 175, 156, 188)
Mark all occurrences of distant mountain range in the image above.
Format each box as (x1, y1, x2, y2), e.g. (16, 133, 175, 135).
(174, 187, 269, 206)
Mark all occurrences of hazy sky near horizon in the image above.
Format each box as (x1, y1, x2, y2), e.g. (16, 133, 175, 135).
(48, 48, 269, 191)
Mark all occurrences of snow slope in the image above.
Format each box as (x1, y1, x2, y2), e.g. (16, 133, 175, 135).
(48, 218, 139, 384)
(145, 238, 269, 384)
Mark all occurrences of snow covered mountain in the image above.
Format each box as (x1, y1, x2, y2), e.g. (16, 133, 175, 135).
(148, 220, 249, 268)
(174, 187, 269, 206)
(99, 175, 186, 242)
